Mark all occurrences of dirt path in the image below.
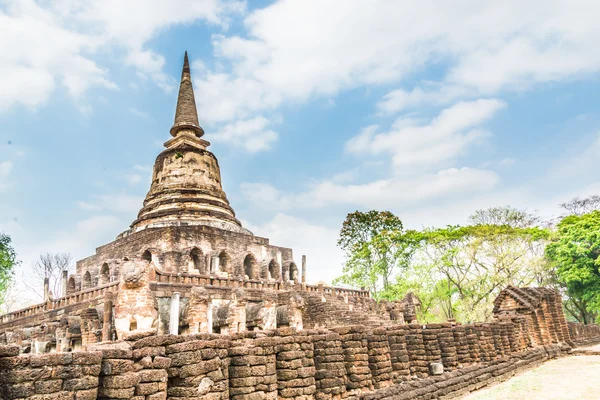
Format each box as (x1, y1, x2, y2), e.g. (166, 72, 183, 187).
(460, 355, 600, 400)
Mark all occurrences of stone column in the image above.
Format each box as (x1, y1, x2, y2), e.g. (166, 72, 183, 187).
(302, 255, 307, 284)
(82, 308, 100, 349)
(206, 301, 213, 334)
(169, 292, 180, 335)
(62, 270, 68, 297)
(43, 277, 50, 302)
(211, 255, 220, 274)
(102, 292, 113, 342)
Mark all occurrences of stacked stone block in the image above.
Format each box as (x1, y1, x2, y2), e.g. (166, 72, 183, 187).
(490, 323, 506, 358)
(165, 335, 230, 399)
(0, 345, 101, 400)
(569, 322, 600, 344)
(228, 340, 277, 400)
(498, 322, 514, 356)
(334, 326, 373, 394)
(405, 324, 428, 377)
(313, 331, 346, 399)
(130, 336, 180, 400)
(97, 343, 139, 399)
(385, 325, 411, 381)
(366, 327, 393, 388)
(452, 324, 472, 365)
(421, 324, 442, 372)
(473, 323, 494, 361)
(274, 330, 316, 399)
(1, 312, 600, 400)
(437, 322, 458, 369)
(464, 324, 481, 363)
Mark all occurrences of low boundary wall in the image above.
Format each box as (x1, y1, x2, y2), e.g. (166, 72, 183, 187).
(1, 321, 599, 400)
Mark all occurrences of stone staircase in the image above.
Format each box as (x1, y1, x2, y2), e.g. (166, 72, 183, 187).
(299, 292, 393, 329)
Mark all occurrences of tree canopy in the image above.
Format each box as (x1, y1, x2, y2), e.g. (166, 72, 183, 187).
(335, 206, 553, 322)
(546, 211, 600, 323)
(334, 210, 414, 296)
(0, 233, 18, 309)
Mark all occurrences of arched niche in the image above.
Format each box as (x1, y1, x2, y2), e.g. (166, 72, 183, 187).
(219, 251, 231, 274)
(190, 247, 205, 273)
(141, 250, 152, 263)
(268, 259, 280, 280)
(99, 263, 110, 285)
(243, 254, 258, 280)
(289, 262, 299, 282)
(67, 276, 77, 294)
(83, 271, 92, 290)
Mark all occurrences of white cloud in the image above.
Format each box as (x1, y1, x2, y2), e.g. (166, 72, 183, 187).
(346, 99, 505, 170)
(553, 131, 600, 179)
(209, 116, 278, 152)
(194, 0, 600, 124)
(499, 158, 516, 168)
(376, 85, 470, 115)
(129, 107, 149, 118)
(0, 161, 13, 178)
(0, 0, 243, 111)
(3, 214, 124, 307)
(243, 213, 343, 284)
(0, 161, 14, 191)
(242, 167, 499, 210)
(77, 194, 144, 214)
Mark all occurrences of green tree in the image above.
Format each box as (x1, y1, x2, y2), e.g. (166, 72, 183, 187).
(0, 233, 18, 309)
(419, 223, 550, 322)
(546, 211, 600, 324)
(334, 210, 409, 296)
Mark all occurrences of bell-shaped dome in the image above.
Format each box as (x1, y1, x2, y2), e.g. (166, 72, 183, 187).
(128, 52, 249, 235)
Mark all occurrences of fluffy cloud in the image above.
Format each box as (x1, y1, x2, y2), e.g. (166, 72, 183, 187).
(0, 161, 13, 191)
(0, 0, 243, 111)
(242, 167, 499, 210)
(195, 0, 600, 123)
(209, 116, 278, 152)
(554, 131, 600, 179)
(243, 213, 343, 284)
(347, 99, 505, 169)
(376, 85, 471, 115)
(77, 193, 144, 214)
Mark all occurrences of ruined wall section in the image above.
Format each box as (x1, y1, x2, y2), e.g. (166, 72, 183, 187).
(2, 319, 599, 400)
(74, 225, 294, 293)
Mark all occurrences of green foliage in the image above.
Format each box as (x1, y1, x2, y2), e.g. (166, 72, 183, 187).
(334, 210, 413, 297)
(337, 210, 403, 251)
(546, 211, 600, 323)
(334, 206, 552, 322)
(418, 223, 551, 322)
(0, 233, 18, 307)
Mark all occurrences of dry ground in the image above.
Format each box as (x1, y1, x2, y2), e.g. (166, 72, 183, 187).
(460, 354, 600, 400)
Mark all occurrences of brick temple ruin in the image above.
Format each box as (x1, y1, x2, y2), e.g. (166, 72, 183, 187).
(0, 52, 415, 352)
(1, 53, 599, 400)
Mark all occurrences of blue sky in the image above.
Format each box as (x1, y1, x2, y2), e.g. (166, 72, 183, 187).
(1, 0, 599, 305)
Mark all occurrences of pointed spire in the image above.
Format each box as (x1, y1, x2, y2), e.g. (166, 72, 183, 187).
(170, 51, 204, 137)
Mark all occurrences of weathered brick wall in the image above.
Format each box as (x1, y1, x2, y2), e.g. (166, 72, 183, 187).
(568, 321, 600, 345)
(1, 320, 600, 400)
(0, 345, 102, 399)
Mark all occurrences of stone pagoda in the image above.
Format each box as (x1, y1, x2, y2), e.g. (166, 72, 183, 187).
(0, 53, 396, 353)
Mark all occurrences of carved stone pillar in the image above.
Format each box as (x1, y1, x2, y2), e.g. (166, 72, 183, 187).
(188, 287, 209, 334)
(102, 292, 113, 342)
(62, 270, 68, 297)
(302, 255, 306, 284)
(81, 308, 100, 349)
(43, 278, 50, 302)
(169, 292, 181, 335)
